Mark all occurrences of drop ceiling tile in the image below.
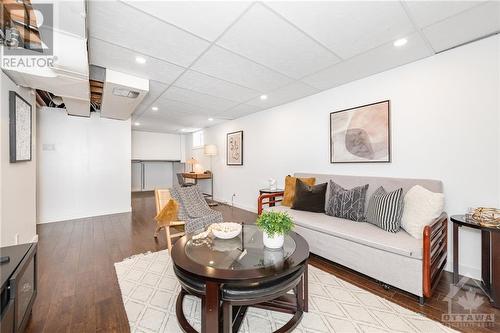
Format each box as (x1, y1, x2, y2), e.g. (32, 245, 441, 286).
(156, 96, 212, 116)
(215, 104, 263, 120)
(191, 46, 293, 92)
(132, 80, 169, 119)
(175, 70, 260, 103)
(302, 33, 432, 90)
(218, 3, 340, 79)
(88, 0, 209, 67)
(89, 38, 184, 85)
(163, 86, 239, 112)
(122, 1, 251, 41)
(404, 1, 485, 28)
(247, 82, 320, 108)
(138, 111, 224, 133)
(422, 1, 500, 52)
(265, 1, 415, 59)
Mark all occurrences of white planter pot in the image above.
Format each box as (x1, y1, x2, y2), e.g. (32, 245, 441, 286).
(263, 232, 284, 249)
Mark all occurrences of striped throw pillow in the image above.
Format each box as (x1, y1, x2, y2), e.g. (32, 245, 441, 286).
(365, 187, 404, 233)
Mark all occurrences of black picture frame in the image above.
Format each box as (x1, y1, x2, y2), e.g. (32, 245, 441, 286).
(226, 130, 243, 166)
(330, 100, 391, 164)
(9, 91, 33, 163)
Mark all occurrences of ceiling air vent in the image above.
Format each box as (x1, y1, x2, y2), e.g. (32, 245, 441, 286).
(112, 88, 140, 98)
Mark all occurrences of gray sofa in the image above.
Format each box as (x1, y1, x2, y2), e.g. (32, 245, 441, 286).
(261, 173, 448, 302)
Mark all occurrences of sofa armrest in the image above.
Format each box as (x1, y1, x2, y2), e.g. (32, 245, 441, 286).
(422, 212, 448, 298)
(257, 192, 284, 215)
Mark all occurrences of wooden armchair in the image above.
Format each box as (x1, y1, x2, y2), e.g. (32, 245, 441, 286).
(154, 189, 185, 252)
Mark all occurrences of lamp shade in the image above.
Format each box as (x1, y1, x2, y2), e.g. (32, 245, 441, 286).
(186, 157, 198, 165)
(204, 144, 217, 156)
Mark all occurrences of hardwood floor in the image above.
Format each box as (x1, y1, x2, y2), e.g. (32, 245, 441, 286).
(25, 191, 499, 333)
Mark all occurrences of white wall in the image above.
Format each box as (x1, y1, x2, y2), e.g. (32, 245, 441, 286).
(37, 107, 131, 223)
(191, 35, 500, 279)
(0, 71, 37, 247)
(132, 130, 183, 161)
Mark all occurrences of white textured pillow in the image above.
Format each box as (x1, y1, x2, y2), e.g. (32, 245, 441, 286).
(401, 185, 445, 239)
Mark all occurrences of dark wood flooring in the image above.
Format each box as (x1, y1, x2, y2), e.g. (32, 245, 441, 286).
(25, 191, 499, 333)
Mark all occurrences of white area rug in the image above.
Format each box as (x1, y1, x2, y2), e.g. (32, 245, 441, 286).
(114, 250, 457, 333)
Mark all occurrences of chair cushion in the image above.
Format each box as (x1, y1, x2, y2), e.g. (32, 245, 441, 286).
(292, 179, 327, 213)
(365, 186, 404, 233)
(268, 206, 422, 259)
(155, 199, 178, 226)
(282, 175, 315, 207)
(325, 181, 368, 222)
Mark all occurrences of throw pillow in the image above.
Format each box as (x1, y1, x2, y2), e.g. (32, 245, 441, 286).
(291, 179, 327, 213)
(401, 185, 445, 239)
(282, 175, 316, 207)
(155, 199, 179, 226)
(325, 181, 369, 222)
(365, 186, 404, 233)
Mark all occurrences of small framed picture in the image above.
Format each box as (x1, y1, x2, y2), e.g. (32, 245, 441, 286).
(9, 91, 32, 163)
(330, 100, 390, 163)
(227, 131, 243, 166)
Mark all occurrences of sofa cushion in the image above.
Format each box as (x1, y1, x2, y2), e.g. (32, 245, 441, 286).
(365, 186, 404, 233)
(291, 179, 327, 213)
(267, 205, 422, 259)
(325, 181, 368, 222)
(401, 185, 445, 239)
(282, 175, 315, 207)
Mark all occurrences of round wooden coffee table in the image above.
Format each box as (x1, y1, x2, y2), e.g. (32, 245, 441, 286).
(171, 224, 310, 333)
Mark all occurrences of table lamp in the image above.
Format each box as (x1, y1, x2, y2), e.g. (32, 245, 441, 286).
(186, 157, 198, 173)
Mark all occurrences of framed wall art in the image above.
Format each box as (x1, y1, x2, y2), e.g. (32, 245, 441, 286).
(330, 100, 390, 163)
(9, 91, 33, 163)
(227, 130, 243, 166)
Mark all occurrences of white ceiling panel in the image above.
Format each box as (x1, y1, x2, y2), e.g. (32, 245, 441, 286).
(218, 3, 340, 78)
(191, 46, 293, 92)
(174, 70, 260, 103)
(163, 86, 239, 112)
(88, 0, 209, 67)
(247, 82, 319, 108)
(122, 1, 251, 41)
(215, 103, 264, 120)
(404, 1, 485, 28)
(156, 96, 212, 115)
(138, 111, 225, 133)
(422, 1, 500, 52)
(266, 1, 415, 59)
(302, 33, 432, 90)
(132, 80, 169, 120)
(89, 38, 184, 85)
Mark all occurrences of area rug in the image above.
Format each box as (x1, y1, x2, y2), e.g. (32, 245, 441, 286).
(114, 250, 456, 333)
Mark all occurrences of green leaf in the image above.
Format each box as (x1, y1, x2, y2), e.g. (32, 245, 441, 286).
(256, 211, 294, 237)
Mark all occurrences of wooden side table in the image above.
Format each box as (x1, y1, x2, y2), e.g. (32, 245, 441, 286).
(451, 215, 500, 308)
(259, 188, 284, 207)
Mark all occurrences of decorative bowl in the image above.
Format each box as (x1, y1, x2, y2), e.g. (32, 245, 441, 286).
(211, 222, 242, 239)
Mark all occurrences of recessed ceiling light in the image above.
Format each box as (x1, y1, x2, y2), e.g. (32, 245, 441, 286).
(393, 38, 408, 47)
(134, 122, 140, 126)
(260, 94, 268, 101)
(135, 56, 146, 64)
(208, 117, 214, 121)
(180, 128, 187, 132)
(151, 106, 158, 111)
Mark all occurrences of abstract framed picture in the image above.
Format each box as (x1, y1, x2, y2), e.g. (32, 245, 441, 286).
(9, 91, 32, 163)
(330, 100, 390, 163)
(227, 131, 243, 166)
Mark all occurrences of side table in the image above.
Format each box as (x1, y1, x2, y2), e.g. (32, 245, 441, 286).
(259, 188, 284, 207)
(451, 215, 499, 308)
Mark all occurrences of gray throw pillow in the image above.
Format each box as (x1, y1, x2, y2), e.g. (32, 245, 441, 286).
(365, 186, 404, 233)
(325, 181, 369, 222)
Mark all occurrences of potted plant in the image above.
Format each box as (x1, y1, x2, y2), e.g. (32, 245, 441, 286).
(256, 211, 294, 249)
